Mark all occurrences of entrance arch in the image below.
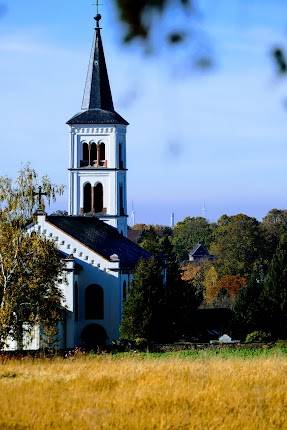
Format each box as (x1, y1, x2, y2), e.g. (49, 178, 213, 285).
(81, 324, 107, 349)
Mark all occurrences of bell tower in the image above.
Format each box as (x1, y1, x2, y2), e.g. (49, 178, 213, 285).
(67, 14, 129, 236)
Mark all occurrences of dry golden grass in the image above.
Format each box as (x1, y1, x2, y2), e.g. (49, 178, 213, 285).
(0, 355, 286, 430)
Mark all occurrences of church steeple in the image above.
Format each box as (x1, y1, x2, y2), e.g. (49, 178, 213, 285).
(67, 11, 129, 236)
(67, 14, 128, 126)
(82, 14, 114, 112)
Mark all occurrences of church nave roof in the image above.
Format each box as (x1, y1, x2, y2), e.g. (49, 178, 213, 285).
(47, 215, 150, 269)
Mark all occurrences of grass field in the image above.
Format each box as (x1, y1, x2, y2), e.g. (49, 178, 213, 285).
(0, 349, 286, 430)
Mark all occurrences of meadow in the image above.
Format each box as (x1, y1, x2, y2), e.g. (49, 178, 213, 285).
(0, 349, 286, 430)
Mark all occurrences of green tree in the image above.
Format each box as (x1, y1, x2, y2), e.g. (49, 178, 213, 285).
(0, 220, 64, 348)
(120, 257, 165, 342)
(233, 276, 264, 338)
(172, 217, 214, 261)
(0, 164, 64, 224)
(171, 266, 203, 340)
(0, 165, 65, 348)
(114, 0, 194, 44)
(210, 214, 262, 277)
(261, 235, 287, 338)
(260, 209, 287, 260)
(138, 226, 174, 256)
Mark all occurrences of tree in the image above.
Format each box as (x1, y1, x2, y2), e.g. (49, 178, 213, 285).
(120, 252, 201, 342)
(0, 164, 64, 225)
(181, 263, 202, 284)
(216, 275, 247, 307)
(217, 275, 247, 301)
(260, 235, 287, 338)
(234, 235, 287, 339)
(114, 0, 195, 44)
(233, 275, 264, 338)
(0, 220, 64, 348)
(172, 217, 214, 261)
(260, 209, 287, 259)
(120, 257, 165, 342)
(0, 165, 65, 348)
(203, 265, 219, 305)
(171, 264, 203, 339)
(210, 214, 262, 277)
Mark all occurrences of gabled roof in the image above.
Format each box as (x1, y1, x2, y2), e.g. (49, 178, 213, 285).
(46, 215, 150, 269)
(189, 243, 210, 258)
(67, 15, 128, 126)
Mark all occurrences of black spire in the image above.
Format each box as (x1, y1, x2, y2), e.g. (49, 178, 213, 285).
(67, 14, 128, 126)
(82, 14, 114, 111)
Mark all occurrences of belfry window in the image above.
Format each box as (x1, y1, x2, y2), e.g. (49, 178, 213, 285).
(100, 143, 105, 164)
(83, 143, 89, 161)
(85, 284, 104, 320)
(93, 183, 104, 213)
(90, 143, 97, 164)
(80, 142, 107, 168)
(83, 183, 92, 213)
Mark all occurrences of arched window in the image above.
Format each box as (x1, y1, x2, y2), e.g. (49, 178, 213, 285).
(83, 143, 89, 161)
(90, 142, 97, 164)
(85, 284, 104, 320)
(94, 183, 103, 213)
(123, 281, 127, 302)
(83, 183, 92, 213)
(100, 143, 105, 162)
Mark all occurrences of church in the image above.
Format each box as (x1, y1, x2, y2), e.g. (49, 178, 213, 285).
(18, 13, 149, 350)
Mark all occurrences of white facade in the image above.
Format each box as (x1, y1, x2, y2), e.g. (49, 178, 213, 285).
(24, 213, 130, 349)
(68, 124, 128, 236)
(3, 15, 139, 351)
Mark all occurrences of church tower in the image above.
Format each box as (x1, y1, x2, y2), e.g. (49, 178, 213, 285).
(67, 14, 129, 236)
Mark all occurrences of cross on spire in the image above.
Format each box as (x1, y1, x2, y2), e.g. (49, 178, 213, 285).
(33, 186, 47, 211)
(92, 0, 102, 16)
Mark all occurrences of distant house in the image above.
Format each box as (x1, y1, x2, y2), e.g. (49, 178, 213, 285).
(188, 243, 215, 263)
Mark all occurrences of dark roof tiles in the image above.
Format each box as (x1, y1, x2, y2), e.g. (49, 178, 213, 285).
(47, 215, 149, 269)
(67, 109, 129, 126)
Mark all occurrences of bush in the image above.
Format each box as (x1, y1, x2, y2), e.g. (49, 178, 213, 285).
(275, 339, 287, 349)
(245, 331, 272, 343)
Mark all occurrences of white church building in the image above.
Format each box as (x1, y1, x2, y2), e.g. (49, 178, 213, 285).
(22, 13, 149, 350)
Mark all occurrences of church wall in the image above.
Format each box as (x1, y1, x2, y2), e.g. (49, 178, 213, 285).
(27, 215, 124, 347)
(76, 261, 122, 344)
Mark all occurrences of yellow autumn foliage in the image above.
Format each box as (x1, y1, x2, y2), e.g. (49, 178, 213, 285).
(203, 265, 219, 304)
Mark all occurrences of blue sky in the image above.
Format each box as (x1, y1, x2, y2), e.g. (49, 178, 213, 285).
(1, 0, 287, 225)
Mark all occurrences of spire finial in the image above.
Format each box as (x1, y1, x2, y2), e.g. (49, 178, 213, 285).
(93, 1, 102, 27)
(94, 13, 101, 28)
